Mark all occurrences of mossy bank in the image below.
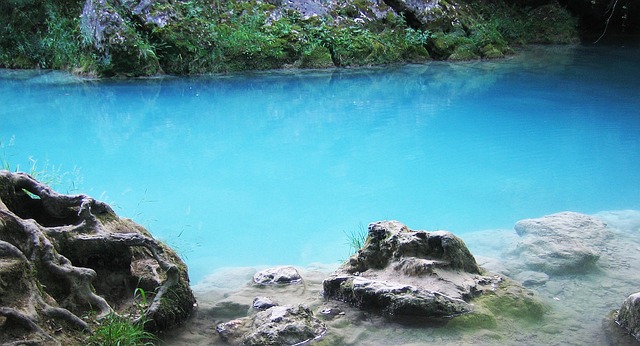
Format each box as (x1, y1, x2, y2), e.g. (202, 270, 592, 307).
(0, 0, 585, 77)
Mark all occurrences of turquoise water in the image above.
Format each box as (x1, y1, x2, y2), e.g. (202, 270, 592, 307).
(2, 45, 640, 283)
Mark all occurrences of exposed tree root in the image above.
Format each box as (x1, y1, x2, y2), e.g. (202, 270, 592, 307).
(0, 170, 196, 345)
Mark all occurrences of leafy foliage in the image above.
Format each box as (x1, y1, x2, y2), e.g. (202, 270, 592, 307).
(0, 0, 91, 70)
(475, 2, 579, 45)
(0, 0, 577, 76)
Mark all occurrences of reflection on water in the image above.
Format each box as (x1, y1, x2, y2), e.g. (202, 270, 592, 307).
(1, 45, 640, 285)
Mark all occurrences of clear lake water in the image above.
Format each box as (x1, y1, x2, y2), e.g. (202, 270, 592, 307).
(1, 45, 639, 284)
(3, 44, 640, 345)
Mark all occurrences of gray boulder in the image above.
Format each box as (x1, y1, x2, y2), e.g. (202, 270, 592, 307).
(80, 0, 172, 75)
(323, 220, 501, 318)
(511, 212, 610, 274)
(382, 0, 461, 31)
(216, 304, 326, 346)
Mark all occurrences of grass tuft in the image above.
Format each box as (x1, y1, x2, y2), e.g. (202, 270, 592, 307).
(344, 222, 369, 255)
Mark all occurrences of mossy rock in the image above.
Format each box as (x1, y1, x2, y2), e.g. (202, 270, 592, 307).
(401, 46, 430, 62)
(429, 30, 478, 60)
(299, 46, 335, 68)
(447, 279, 546, 336)
(429, 32, 456, 58)
(449, 43, 479, 61)
(480, 290, 546, 323)
(481, 44, 504, 59)
(447, 306, 498, 330)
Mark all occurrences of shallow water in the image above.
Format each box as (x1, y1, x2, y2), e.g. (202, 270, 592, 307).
(162, 210, 640, 346)
(1, 45, 640, 286)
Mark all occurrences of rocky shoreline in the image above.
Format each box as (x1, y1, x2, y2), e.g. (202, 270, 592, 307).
(162, 210, 640, 345)
(2, 170, 639, 345)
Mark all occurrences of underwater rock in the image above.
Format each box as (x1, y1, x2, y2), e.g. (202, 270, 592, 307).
(323, 220, 511, 319)
(252, 296, 278, 310)
(216, 304, 326, 346)
(511, 211, 610, 274)
(615, 292, 640, 342)
(0, 171, 196, 345)
(253, 266, 303, 285)
(514, 271, 549, 287)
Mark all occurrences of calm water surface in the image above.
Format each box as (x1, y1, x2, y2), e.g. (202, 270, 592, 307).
(1, 45, 639, 283)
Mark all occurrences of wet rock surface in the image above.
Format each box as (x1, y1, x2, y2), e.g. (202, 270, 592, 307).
(466, 210, 640, 345)
(252, 296, 278, 310)
(162, 211, 640, 346)
(323, 220, 539, 321)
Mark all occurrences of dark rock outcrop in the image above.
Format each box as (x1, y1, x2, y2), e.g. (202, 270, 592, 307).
(556, 0, 640, 40)
(510, 211, 610, 274)
(616, 292, 640, 341)
(382, 0, 461, 31)
(81, 0, 173, 75)
(0, 171, 196, 345)
(323, 220, 543, 321)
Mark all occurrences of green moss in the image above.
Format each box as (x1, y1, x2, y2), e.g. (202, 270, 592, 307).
(448, 280, 546, 337)
(480, 291, 546, 323)
(449, 44, 479, 61)
(299, 46, 334, 68)
(481, 44, 504, 59)
(447, 308, 498, 330)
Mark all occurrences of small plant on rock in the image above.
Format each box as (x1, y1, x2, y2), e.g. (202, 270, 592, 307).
(344, 222, 369, 255)
(87, 288, 158, 346)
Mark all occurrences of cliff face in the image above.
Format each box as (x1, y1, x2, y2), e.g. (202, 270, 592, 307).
(0, 0, 616, 77)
